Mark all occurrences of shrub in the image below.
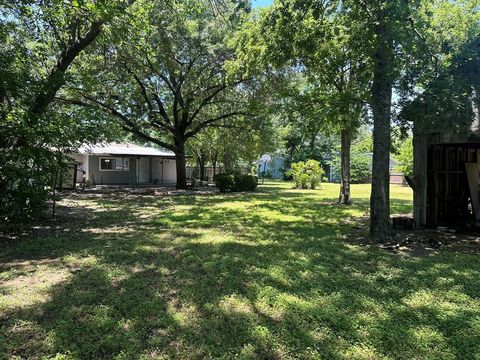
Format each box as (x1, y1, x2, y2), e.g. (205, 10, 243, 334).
(214, 173, 258, 192)
(288, 160, 324, 189)
(214, 173, 235, 192)
(0, 147, 71, 222)
(234, 174, 258, 191)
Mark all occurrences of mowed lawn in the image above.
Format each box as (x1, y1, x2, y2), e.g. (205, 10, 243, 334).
(1, 182, 479, 359)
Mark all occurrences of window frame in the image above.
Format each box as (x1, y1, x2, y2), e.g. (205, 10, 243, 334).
(99, 157, 130, 171)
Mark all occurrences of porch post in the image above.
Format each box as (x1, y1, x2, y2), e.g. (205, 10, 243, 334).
(84, 154, 90, 181)
(149, 157, 153, 183)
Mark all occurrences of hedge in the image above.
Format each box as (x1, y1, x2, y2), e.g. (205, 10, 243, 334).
(214, 173, 258, 192)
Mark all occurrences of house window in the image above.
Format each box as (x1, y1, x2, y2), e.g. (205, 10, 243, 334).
(99, 157, 129, 171)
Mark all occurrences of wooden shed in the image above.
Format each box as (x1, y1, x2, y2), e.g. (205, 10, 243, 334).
(413, 116, 480, 227)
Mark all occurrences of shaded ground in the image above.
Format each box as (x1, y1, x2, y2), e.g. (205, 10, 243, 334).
(388, 229, 480, 256)
(1, 182, 479, 359)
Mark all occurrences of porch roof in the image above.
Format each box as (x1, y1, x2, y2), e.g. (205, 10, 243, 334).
(78, 142, 175, 157)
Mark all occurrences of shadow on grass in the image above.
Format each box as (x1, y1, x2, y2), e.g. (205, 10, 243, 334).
(1, 185, 479, 359)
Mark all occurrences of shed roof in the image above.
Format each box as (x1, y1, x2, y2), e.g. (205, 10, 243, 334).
(78, 142, 175, 157)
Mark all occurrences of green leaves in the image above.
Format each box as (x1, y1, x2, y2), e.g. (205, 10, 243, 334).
(289, 159, 324, 189)
(394, 138, 413, 177)
(0, 1, 131, 218)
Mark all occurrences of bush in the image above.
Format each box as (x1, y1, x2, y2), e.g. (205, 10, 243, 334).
(288, 160, 324, 189)
(234, 174, 258, 191)
(214, 173, 258, 192)
(214, 173, 235, 192)
(0, 146, 71, 222)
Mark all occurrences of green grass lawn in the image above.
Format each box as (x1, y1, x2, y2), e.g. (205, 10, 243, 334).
(1, 182, 479, 359)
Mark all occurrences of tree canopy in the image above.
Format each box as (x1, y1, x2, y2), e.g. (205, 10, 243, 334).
(64, 0, 263, 188)
(0, 0, 129, 218)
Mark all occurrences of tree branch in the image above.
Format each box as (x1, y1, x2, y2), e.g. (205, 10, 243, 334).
(185, 111, 251, 139)
(56, 96, 176, 151)
(123, 63, 154, 113)
(152, 93, 174, 127)
(188, 84, 227, 124)
(407, 16, 440, 72)
(29, 19, 103, 120)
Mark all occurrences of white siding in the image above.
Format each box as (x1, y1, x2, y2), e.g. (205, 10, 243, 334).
(138, 157, 150, 183)
(152, 158, 176, 185)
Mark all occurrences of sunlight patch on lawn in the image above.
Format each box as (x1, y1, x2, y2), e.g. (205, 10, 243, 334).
(408, 326, 455, 359)
(403, 289, 478, 314)
(217, 294, 254, 317)
(82, 226, 134, 234)
(342, 343, 388, 360)
(0, 268, 71, 311)
(167, 302, 200, 329)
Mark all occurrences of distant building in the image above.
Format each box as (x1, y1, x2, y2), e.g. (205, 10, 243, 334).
(329, 153, 406, 184)
(257, 155, 286, 179)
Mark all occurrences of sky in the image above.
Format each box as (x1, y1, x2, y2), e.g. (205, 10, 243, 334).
(252, 0, 273, 8)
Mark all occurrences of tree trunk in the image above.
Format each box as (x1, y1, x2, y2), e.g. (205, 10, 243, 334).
(199, 157, 206, 181)
(212, 150, 218, 177)
(223, 152, 233, 173)
(338, 128, 352, 205)
(369, 13, 394, 243)
(175, 142, 187, 189)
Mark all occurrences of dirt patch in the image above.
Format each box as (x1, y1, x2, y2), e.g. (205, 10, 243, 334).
(392, 229, 480, 255)
(346, 215, 480, 256)
(351, 229, 480, 256)
(0, 258, 62, 273)
(64, 185, 219, 198)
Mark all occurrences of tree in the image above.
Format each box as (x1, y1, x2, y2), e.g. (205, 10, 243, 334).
(188, 113, 272, 179)
(303, 10, 370, 204)
(330, 128, 374, 184)
(67, 0, 255, 189)
(342, 0, 480, 242)
(233, 0, 370, 204)
(365, 1, 396, 243)
(188, 131, 212, 181)
(0, 1, 128, 219)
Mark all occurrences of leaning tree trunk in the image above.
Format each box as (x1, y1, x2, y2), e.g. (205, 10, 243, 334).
(369, 13, 394, 243)
(174, 141, 187, 189)
(338, 128, 352, 205)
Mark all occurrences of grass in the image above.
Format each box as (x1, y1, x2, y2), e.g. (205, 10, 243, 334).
(1, 182, 479, 359)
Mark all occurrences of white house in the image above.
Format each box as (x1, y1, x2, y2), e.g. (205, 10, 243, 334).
(70, 142, 177, 185)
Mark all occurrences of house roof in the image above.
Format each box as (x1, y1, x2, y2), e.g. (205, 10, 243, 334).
(364, 152, 397, 170)
(78, 142, 175, 157)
